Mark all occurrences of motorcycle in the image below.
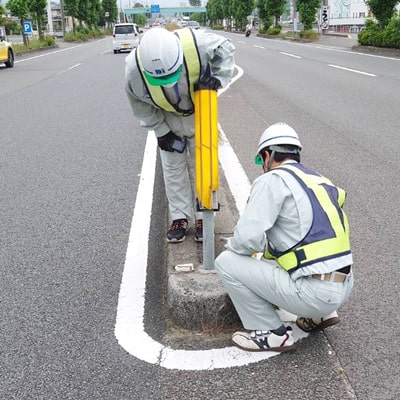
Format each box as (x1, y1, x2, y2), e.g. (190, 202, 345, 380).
(245, 27, 252, 37)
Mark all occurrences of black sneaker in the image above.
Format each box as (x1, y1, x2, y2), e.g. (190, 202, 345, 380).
(167, 219, 188, 243)
(195, 219, 203, 242)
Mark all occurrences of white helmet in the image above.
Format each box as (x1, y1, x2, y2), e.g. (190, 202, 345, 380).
(255, 122, 303, 167)
(256, 122, 302, 155)
(139, 28, 183, 86)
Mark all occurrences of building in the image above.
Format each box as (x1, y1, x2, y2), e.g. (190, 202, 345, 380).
(326, 0, 400, 33)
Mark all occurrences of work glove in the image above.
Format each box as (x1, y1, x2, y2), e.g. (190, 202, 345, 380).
(157, 131, 186, 153)
(195, 73, 222, 91)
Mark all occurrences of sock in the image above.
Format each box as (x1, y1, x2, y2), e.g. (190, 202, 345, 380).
(271, 324, 286, 336)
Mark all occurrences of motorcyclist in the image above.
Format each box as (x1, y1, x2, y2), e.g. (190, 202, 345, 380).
(245, 23, 252, 37)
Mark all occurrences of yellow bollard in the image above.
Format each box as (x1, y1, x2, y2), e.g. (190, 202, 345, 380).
(194, 79, 220, 269)
(194, 87, 219, 210)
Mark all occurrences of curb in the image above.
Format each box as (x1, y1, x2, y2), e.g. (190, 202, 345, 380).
(351, 45, 400, 58)
(165, 172, 241, 332)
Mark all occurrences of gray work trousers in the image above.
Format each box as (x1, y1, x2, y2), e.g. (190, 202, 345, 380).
(215, 250, 354, 331)
(159, 136, 202, 222)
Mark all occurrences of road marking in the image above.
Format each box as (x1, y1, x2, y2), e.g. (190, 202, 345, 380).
(253, 44, 265, 49)
(57, 62, 81, 75)
(14, 44, 85, 64)
(280, 51, 302, 59)
(14, 38, 109, 64)
(278, 40, 400, 61)
(328, 63, 377, 76)
(114, 65, 308, 370)
(67, 63, 81, 70)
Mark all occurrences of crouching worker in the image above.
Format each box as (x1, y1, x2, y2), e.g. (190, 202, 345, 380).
(215, 123, 354, 352)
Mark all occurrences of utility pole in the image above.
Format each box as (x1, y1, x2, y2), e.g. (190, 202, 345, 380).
(60, 0, 65, 36)
(321, 0, 329, 35)
(46, 0, 54, 36)
(292, 0, 297, 37)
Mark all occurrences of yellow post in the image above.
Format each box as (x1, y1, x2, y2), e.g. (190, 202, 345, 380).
(194, 88, 219, 210)
(194, 83, 219, 270)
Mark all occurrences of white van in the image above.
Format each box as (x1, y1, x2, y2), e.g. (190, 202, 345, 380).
(112, 23, 140, 54)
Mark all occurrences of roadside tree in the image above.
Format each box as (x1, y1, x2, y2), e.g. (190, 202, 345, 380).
(296, 0, 321, 30)
(101, 0, 118, 28)
(366, 0, 399, 28)
(265, 0, 286, 27)
(6, 0, 29, 45)
(29, 0, 47, 39)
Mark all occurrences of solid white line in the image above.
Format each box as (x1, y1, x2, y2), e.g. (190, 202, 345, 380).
(280, 51, 302, 59)
(303, 43, 400, 61)
(14, 44, 84, 64)
(114, 65, 308, 370)
(328, 63, 377, 76)
(217, 65, 251, 216)
(14, 38, 109, 64)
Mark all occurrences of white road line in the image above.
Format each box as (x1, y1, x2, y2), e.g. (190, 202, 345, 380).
(57, 63, 81, 75)
(299, 43, 400, 61)
(67, 63, 81, 70)
(14, 38, 109, 64)
(114, 65, 308, 370)
(328, 63, 377, 77)
(14, 44, 85, 64)
(280, 51, 302, 59)
(253, 44, 265, 49)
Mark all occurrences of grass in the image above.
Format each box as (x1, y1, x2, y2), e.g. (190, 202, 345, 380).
(12, 37, 56, 54)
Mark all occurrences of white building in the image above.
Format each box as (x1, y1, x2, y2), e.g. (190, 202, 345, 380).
(326, 0, 400, 33)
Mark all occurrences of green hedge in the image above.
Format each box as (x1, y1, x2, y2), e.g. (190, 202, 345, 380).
(358, 17, 400, 49)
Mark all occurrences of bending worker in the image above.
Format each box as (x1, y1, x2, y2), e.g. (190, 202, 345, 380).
(215, 123, 354, 352)
(125, 27, 235, 243)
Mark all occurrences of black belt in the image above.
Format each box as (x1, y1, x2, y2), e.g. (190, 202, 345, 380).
(336, 265, 351, 274)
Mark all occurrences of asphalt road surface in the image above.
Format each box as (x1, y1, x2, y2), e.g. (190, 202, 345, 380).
(1, 33, 399, 399)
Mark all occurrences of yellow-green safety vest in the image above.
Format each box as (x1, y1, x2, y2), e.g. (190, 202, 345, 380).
(136, 28, 201, 116)
(264, 163, 352, 273)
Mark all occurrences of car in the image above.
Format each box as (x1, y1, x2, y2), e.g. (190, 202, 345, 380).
(112, 23, 141, 54)
(186, 21, 200, 30)
(0, 34, 14, 68)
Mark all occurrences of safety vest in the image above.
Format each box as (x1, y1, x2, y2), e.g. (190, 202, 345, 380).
(264, 163, 352, 273)
(136, 28, 201, 116)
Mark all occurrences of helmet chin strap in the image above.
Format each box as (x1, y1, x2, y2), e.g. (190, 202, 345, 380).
(265, 150, 276, 172)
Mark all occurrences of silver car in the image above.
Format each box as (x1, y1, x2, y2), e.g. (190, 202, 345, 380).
(112, 23, 140, 54)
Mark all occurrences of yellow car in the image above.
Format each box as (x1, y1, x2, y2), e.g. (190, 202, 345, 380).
(0, 35, 14, 68)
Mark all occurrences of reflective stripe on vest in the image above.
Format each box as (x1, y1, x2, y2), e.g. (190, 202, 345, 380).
(264, 164, 351, 273)
(136, 28, 201, 116)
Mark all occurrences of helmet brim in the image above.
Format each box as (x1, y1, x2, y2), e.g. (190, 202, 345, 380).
(143, 65, 182, 86)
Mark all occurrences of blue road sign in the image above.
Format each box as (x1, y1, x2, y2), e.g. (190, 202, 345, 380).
(23, 21, 33, 36)
(150, 4, 160, 13)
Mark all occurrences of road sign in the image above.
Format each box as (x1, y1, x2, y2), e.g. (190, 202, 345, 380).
(150, 4, 160, 13)
(320, 6, 330, 30)
(23, 21, 33, 37)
